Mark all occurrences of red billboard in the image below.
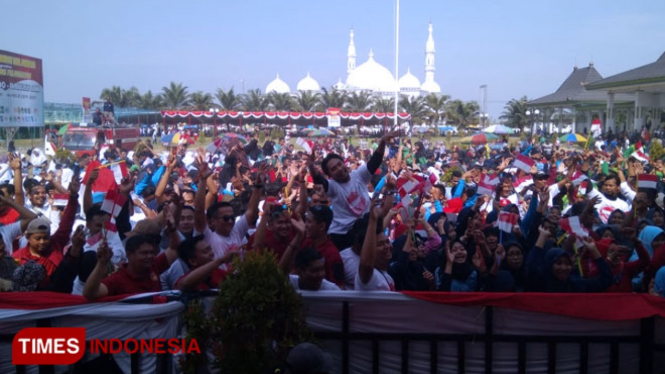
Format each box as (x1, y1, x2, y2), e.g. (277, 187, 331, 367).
(0, 50, 44, 127)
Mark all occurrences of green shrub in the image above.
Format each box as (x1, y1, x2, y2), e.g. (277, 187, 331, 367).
(182, 251, 312, 374)
(650, 140, 665, 161)
(53, 149, 76, 165)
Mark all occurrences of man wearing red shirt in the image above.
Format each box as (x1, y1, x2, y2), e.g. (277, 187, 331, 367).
(175, 235, 238, 291)
(300, 206, 345, 288)
(83, 234, 178, 299)
(12, 180, 79, 276)
(250, 203, 294, 261)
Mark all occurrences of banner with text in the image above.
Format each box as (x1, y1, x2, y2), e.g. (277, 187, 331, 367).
(0, 50, 44, 127)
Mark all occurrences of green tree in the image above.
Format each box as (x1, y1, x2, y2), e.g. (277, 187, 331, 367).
(123, 86, 142, 108)
(346, 91, 374, 112)
(267, 92, 294, 111)
(399, 95, 428, 124)
(424, 93, 450, 125)
(445, 100, 480, 130)
(316, 87, 347, 111)
(293, 91, 320, 112)
(372, 96, 395, 113)
(216, 87, 242, 110)
(189, 91, 215, 111)
(100, 86, 124, 105)
(241, 89, 269, 111)
(161, 82, 190, 109)
(138, 90, 163, 110)
(500, 96, 530, 129)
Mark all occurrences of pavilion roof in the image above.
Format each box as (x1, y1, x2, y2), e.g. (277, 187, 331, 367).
(586, 51, 665, 90)
(528, 65, 611, 106)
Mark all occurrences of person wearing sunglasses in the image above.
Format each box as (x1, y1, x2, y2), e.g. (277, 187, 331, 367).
(194, 156, 264, 262)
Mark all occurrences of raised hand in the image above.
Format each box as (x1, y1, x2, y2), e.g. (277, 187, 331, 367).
(87, 169, 99, 186)
(381, 130, 402, 143)
(69, 226, 86, 258)
(9, 153, 21, 171)
(97, 240, 112, 264)
(69, 177, 81, 195)
(495, 244, 506, 263)
(291, 217, 306, 235)
(472, 250, 486, 273)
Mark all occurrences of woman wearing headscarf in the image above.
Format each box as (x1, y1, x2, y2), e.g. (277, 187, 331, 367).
(587, 231, 650, 293)
(649, 266, 665, 297)
(631, 226, 665, 291)
(389, 224, 436, 291)
(434, 239, 485, 292)
(526, 225, 613, 292)
(486, 241, 527, 292)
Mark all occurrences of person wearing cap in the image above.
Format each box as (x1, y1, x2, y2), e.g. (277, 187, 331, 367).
(307, 130, 401, 251)
(282, 342, 334, 374)
(12, 178, 80, 277)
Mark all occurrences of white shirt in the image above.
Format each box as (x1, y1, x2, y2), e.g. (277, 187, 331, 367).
(289, 274, 340, 291)
(326, 164, 373, 235)
(340, 248, 360, 290)
(26, 201, 60, 235)
(587, 188, 632, 224)
(354, 268, 395, 291)
(202, 214, 249, 260)
(0, 222, 22, 254)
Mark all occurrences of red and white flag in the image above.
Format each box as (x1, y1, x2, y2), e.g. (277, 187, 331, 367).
(101, 188, 127, 218)
(108, 161, 129, 184)
(513, 175, 533, 193)
(513, 153, 535, 173)
(638, 174, 658, 189)
(52, 193, 69, 207)
(630, 141, 650, 163)
(496, 211, 519, 233)
(570, 171, 588, 186)
(477, 173, 500, 196)
(296, 138, 313, 154)
(560, 216, 589, 238)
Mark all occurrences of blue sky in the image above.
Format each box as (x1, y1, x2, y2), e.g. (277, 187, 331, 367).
(3, 0, 664, 119)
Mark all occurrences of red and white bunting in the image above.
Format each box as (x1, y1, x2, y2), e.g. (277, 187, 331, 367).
(513, 153, 535, 173)
(496, 212, 519, 233)
(560, 216, 589, 238)
(638, 174, 658, 190)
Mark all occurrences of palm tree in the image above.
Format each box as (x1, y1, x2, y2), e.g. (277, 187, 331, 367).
(500, 96, 530, 129)
(189, 91, 215, 111)
(241, 89, 269, 111)
(123, 86, 142, 108)
(399, 95, 428, 124)
(424, 93, 450, 125)
(293, 91, 320, 112)
(100, 86, 124, 105)
(316, 87, 347, 111)
(216, 87, 242, 110)
(161, 82, 190, 109)
(372, 96, 395, 113)
(139, 90, 164, 110)
(266, 92, 294, 111)
(445, 100, 480, 130)
(346, 91, 374, 112)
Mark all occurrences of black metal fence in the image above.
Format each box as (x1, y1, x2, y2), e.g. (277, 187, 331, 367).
(313, 302, 662, 374)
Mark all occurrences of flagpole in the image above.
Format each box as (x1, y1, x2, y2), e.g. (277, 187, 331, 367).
(393, 0, 400, 131)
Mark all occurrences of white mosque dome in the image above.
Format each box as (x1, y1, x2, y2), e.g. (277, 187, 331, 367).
(266, 74, 291, 94)
(398, 68, 421, 90)
(421, 80, 441, 94)
(333, 78, 347, 90)
(296, 72, 320, 92)
(346, 50, 397, 93)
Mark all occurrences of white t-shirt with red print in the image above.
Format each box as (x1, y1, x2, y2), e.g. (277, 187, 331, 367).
(326, 164, 372, 235)
(587, 188, 632, 224)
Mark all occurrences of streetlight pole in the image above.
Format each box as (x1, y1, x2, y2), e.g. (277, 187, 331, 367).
(210, 107, 219, 138)
(526, 109, 540, 136)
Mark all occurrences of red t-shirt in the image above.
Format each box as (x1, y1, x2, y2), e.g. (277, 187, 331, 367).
(101, 253, 170, 296)
(301, 237, 345, 288)
(247, 229, 292, 261)
(174, 268, 228, 291)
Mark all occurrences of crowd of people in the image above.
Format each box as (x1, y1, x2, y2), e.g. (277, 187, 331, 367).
(1, 126, 664, 299)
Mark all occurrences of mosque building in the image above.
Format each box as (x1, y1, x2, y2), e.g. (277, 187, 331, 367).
(265, 23, 442, 98)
